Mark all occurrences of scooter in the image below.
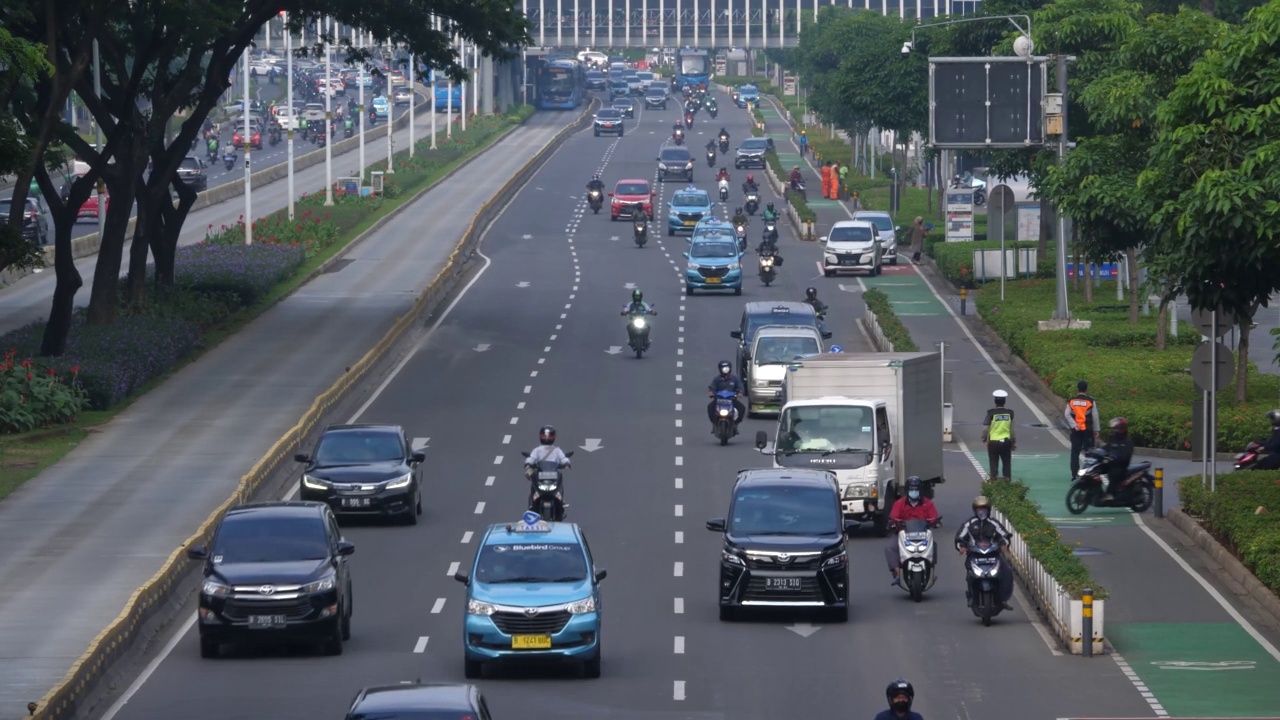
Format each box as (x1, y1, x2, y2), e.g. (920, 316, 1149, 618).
(587, 188, 604, 214)
(762, 216, 778, 243)
(711, 390, 740, 446)
(673, 128, 684, 145)
(964, 538, 1006, 626)
(623, 306, 655, 357)
(632, 214, 648, 248)
(744, 192, 759, 215)
(223, 150, 237, 171)
(1234, 440, 1269, 471)
(757, 253, 776, 287)
(788, 178, 807, 200)
(734, 220, 748, 252)
(685, 112, 695, 127)
(521, 451, 574, 521)
(894, 517, 942, 603)
(706, 148, 716, 167)
(1064, 447, 1154, 514)
(718, 178, 730, 202)
(708, 104, 718, 119)
(718, 136, 729, 154)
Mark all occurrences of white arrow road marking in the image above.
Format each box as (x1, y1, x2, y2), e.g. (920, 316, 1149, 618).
(516, 281, 530, 288)
(579, 438, 605, 452)
(624, 282, 637, 289)
(785, 623, 822, 637)
(838, 284, 862, 293)
(473, 344, 491, 352)
(412, 437, 430, 451)
(610, 235, 620, 241)
(521, 234, 533, 239)
(605, 346, 624, 355)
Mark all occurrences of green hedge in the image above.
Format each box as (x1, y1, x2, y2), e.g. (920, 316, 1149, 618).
(862, 288, 919, 352)
(976, 279, 1278, 450)
(1179, 472, 1280, 595)
(983, 480, 1107, 599)
(507, 104, 536, 124)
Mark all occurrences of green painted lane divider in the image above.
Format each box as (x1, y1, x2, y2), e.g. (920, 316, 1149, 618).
(1010, 453, 1135, 526)
(861, 274, 947, 318)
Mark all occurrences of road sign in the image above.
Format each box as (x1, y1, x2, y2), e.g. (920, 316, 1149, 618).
(928, 57, 1046, 148)
(1191, 341, 1234, 391)
(1191, 307, 1231, 338)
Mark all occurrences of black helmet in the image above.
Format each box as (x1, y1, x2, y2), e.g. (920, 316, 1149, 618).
(805, 287, 817, 300)
(718, 360, 732, 376)
(767, 202, 775, 211)
(539, 425, 556, 445)
(1109, 416, 1128, 435)
(886, 678, 914, 707)
(1268, 409, 1280, 427)
(905, 476, 923, 495)
(632, 288, 643, 302)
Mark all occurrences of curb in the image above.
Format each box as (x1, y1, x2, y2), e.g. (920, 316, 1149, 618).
(28, 100, 597, 720)
(1164, 507, 1280, 620)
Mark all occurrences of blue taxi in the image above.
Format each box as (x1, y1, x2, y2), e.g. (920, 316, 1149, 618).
(372, 96, 390, 119)
(684, 218, 743, 295)
(454, 512, 606, 679)
(736, 84, 759, 108)
(666, 185, 713, 236)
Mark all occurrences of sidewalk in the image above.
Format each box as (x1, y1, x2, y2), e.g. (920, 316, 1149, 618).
(0, 112, 573, 717)
(761, 94, 1280, 717)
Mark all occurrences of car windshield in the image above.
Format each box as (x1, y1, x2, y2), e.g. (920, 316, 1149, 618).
(729, 486, 838, 535)
(673, 193, 707, 206)
(692, 242, 738, 258)
(638, 72, 654, 80)
(475, 542, 588, 583)
(857, 215, 895, 233)
(394, 86, 409, 94)
(313, 431, 403, 464)
(610, 80, 627, 88)
(597, 110, 621, 119)
(616, 183, 649, 195)
(741, 85, 758, 93)
(829, 225, 874, 242)
(661, 149, 691, 161)
(180, 158, 200, 170)
(755, 336, 821, 364)
(741, 140, 768, 150)
(211, 516, 330, 563)
(776, 405, 875, 454)
(586, 71, 604, 79)
(614, 99, 633, 106)
(647, 88, 665, 96)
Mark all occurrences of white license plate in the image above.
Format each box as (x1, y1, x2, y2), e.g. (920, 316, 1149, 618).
(765, 578, 802, 590)
(341, 497, 371, 508)
(248, 614, 286, 629)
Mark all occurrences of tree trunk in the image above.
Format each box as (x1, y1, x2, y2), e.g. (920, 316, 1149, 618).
(39, 207, 84, 357)
(152, 181, 197, 286)
(1127, 247, 1140, 324)
(1234, 304, 1258, 404)
(1038, 203, 1052, 256)
(126, 185, 151, 303)
(85, 169, 137, 325)
(1156, 299, 1168, 351)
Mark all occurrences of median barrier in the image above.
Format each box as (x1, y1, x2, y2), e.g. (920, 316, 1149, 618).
(861, 310, 893, 352)
(29, 98, 597, 720)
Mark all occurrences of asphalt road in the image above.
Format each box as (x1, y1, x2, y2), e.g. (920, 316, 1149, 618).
(96, 92, 1158, 720)
(0, 111, 574, 720)
(0, 94, 446, 335)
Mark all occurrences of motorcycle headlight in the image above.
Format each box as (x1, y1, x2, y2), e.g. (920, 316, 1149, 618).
(759, 257, 773, 266)
(467, 599, 498, 616)
(300, 574, 336, 594)
(721, 549, 744, 565)
(302, 475, 329, 490)
(201, 579, 232, 597)
(1077, 467, 1090, 477)
(385, 472, 412, 489)
(632, 317, 646, 329)
(565, 596, 597, 614)
(718, 408, 731, 417)
(537, 481, 558, 492)
(822, 551, 847, 568)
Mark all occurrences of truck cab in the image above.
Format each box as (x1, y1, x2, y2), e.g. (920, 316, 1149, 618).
(746, 325, 824, 416)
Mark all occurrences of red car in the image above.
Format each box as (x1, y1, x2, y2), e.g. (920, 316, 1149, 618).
(232, 127, 262, 149)
(609, 179, 655, 221)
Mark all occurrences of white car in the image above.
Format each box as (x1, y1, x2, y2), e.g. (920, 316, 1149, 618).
(274, 108, 301, 131)
(821, 220, 883, 276)
(850, 211, 900, 265)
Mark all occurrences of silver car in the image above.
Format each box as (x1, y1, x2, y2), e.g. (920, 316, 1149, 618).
(850, 211, 900, 264)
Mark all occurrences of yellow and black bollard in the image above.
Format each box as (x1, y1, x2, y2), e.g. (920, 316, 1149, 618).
(1154, 468, 1164, 518)
(804, 219, 815, 242)
(1082, 588, 1094, 657)
(960, 287, 968, 315)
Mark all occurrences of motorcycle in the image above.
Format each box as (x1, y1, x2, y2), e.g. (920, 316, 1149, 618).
(521, 451, 575, 521)
(587, 188, 604, 214)
(268, 128, 281, 146)
(706, 148, 716, 167)
(1234, 440, 1270, 471)
(963, 538, 1006, 626)
(744, 192, 760, 215)
(712, 389, 740, 446)
(718, 136, 729, 154)
(734, 220, 748, 252)
(624, 307, 655, 357)
(344, 122, 354, 138)
(952, 175, 987, 206)
(788, 178, 807, 200)
(685, 112, 695, 127)
(1064, 447, 1154, 514)
(894, 517, 942, 602)
(673, 129, 684, 145)
(708, 104, 718, 119)
(632, 214, 648, 248)
(223, 150, 237, 171)
(762, 216, 778, 243)
(717, 178, 730, 202)
(206, 144, 219, 162)
(757, 253, 776, 287)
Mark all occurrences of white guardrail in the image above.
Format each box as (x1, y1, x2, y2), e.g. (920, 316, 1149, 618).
(993, 506, 1104, 655)
(860, 309, 894, 352)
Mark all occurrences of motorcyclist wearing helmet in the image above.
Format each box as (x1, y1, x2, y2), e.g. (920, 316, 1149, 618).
(730, 207, 749, 231)
(742, 174, 759, 194)
(875, 678, 924, 720)
(954, 496, 1014, 611)
(524, 426, 571, 475)
(1257, 409, 1280, 470)
(586, 173, 605, 193)
(621, 288, 656, 317)
(1099, 417, 1134, 500)
(706, 361, 746, 429)
(802, 287, 827, 318)
(718, 127, 729, 142)
(762, 202, 778, 220)
(789, 166, 804, 190)
(716, 167, 731, 183)
(884, 477, 939, 586)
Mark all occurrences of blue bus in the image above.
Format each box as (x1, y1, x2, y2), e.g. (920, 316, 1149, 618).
(418, 64, 463, 112)
(538, 59, 584, 110)
(674, 48, 710, 89)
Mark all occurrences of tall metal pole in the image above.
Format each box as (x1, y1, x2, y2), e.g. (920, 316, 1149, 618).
(642, 0, 647, 45)
(1052, 54, 1071, 320)
(575, 0, 581, 47)
(794, 0, 800, 38)
(1210, 311, 1218, 492)
(557, 0, 563, 47)
(286, 13, 295, 220)
(694, 0, 699, 47)
(460, 39, 468, 131)
(431, 18, 439, 148)
(243, 48, 253, 244)
(540, 0, 546, 47)
(472, 45, 479, 116)
(677, 0, 682, 48)
(626, 0, 632, 47)
(358, 38, 366, 181)
(608, 0, 614, 47)
(387, 42, 396, 174)
(324, 20, 334, 205)
(92, 39, 105, 243)
(409, 53, 416, 157)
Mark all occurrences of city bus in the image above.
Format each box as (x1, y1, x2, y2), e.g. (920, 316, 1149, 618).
(674, 48, 711, 89)
(419, 64, 462, 112)
(538, 59, 584, 110)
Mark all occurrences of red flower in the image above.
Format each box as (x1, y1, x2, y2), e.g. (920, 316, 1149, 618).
(70, 366, 80, 374)
(25, 373, 32, 381)
(47, 367, 56, 376)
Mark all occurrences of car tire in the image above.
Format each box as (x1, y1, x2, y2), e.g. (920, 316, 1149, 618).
(594, 130, 599, 137)
(583, 651, 602, 679)
(199, 635, 219, 659)
(685, 285, 693, 295)
(619, 129, 624, 137)
(341, 600, 352, 640)
(464, 658, 483, 679)
(823, 269, 835, 277)
(405, 490, 420, 526)
(719, 605, 737, 621)
(667, 226, 674, 237)
(734, 286, 742, 296)
(323, 617, 344, 655)
(830, 605, 850, 623)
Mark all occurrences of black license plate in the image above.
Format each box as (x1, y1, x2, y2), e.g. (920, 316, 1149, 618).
(248, 614, 287, 629)
(341, 497, 372, 508)
(765, 577, 803, 591)
(841, 257, 861, 266)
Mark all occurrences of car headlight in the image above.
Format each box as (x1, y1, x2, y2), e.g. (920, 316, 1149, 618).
(301, 574, 336, 594)
(385, 472, 412, 489)
(658, 163, 668, 170)
(565, 597, 597, 614)
(822, 551, 848, 568)
(685, 161, 693, 168)
(721, 549, 745, 566)
(302, 475, 329, 490)
(201, 579, 232, 597)
(727, 263, 740, 271)
(844, 484, 871, 499)
(687, 261, 698, 271)
(632, 317, 646, 329)
(467, 599, 498, 616)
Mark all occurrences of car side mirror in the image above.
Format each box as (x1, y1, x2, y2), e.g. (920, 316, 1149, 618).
(819, 236, 828, 243)
(453, 571, 469, 585)
(411, 451, 426, 463)
(655, 156, 661, 161)
(706, 518, 727, 532)
(682, 252, 689, 259)
(822, 331, 833, 339)
(843, 520, 859, 536)
(755, 431, 768, 450)
(607, 192, 614, 197)
(729, 330, 742, 339)
(293, 453, 310, 463)
(187, 544, 208, 560)
(895, 226, 902, 232)
(594, 569, 608, 583)
(336, 541, 356, 556)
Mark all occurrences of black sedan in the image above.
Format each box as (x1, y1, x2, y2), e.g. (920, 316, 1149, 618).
(612, 98, 636, 118)
(296, 423, 425, 524)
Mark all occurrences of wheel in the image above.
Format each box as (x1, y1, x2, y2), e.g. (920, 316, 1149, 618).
(685, 286, 693, 295)
(635, 348, 643, 359)
(891, 255, 899, 265)
(464, 658, 483, 679)
(909, 573, 924, 603)
(667, 226, 674, 236)
(823, 269, 835, 277)
(199, 635, 219, 659)
(719, 605, 737, 621)
(341, 600, 352, 640)
(733, 286, 742, 296)
(583, 652, 602, 679)
(762, 276, 772, 287)
(1130, 484, 1154, 513)
(594, 131, 599, 137)
(405, 488, 420, 525)
(829, 605, 849, 623)
(323, 618, 344, 655)
(619, 129, 624, 137)
(1065, 485, 1091, 515)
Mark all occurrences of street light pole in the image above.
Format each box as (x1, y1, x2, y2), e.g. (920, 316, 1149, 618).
(286, 11, 294, 220)
(243, 47, 252, 245)
(324, 18, 334, 205)
(358, 35, 366, 182)
(409, 53, 416, 157)
(92, 39, 105, 244)
(387, 41, 395, 174)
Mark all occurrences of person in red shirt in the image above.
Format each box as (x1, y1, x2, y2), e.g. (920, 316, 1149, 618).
(883, 476, 939, 586)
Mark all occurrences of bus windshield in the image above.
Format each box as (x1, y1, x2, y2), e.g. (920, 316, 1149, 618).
(680, 54, 709, 75)
(541, 69, 576, 95)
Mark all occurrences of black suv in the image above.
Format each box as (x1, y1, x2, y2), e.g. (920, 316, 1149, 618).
(707, 469, 853, 622)
(734, 137, 770, 169)
(657, 146, 694, 182)
(593, 108, 625, 137)
(346, 682, 493, 720)
(731, 302, 831, 379)
(296, 424, 425, 524)
(187, 501, 355, 657)
(176, 155, 208, 192)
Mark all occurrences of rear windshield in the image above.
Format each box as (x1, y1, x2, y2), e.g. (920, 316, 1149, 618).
(857, 215, 895, 232)
(661, 149, 691, 161)
(646, 88, 666, 96)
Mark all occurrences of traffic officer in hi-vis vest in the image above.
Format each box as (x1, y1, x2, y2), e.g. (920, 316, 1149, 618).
(982, 390, 1016, 480)
(1065, 380, 1100, 478)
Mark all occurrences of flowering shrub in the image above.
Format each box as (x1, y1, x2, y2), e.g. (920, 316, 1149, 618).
(0, 350, 89, 432)
(173, 242, 307, 305)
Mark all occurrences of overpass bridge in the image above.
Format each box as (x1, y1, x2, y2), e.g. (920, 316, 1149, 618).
(520, 0, 984, 49)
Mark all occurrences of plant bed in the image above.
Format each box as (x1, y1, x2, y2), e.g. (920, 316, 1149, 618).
(1179, 472, 1280, 596)
(983, 479, 1108, 599)
(862, 288, 918, 352)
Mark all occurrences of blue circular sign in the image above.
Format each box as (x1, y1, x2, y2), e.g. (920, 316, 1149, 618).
(829, 345, 843, 353)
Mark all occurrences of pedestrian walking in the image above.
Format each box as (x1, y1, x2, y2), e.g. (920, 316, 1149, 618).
(1065, 380, 1100, 478)
(908, 216, 927, 262)
(982, 390, 1016, 480)
(838, 162, 849, 199)
(829, 161, 841, 199)
(820, 161, 832, 200)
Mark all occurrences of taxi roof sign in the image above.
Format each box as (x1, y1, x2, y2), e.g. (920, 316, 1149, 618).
(506, 510, 552, 533)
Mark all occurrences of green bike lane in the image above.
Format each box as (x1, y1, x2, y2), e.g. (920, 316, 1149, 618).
(789, 153, 1280, 716)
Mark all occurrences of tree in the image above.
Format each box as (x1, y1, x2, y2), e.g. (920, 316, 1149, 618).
(1140, 1, 1280, 401)
(0, 12, 52, 274)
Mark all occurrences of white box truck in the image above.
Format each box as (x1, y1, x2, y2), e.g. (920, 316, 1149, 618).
(753, 352, 945, 535)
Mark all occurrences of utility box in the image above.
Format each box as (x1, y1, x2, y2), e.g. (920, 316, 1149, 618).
(1190, 398, 1218, 462)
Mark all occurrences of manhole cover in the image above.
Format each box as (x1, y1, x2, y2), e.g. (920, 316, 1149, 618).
(1072, 547, 1109, 556)
(323, 258, 355, 274)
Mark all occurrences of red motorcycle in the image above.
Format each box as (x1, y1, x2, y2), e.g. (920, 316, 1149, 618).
(1235, 441, 1266, 471)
